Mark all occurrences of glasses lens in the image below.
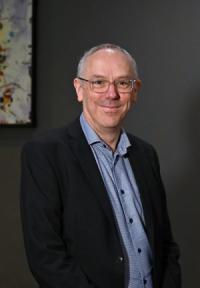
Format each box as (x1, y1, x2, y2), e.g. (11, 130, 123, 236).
(116, 80, 133, 92)
(91, 80, 108, 92)
(91, 79, 134, 92)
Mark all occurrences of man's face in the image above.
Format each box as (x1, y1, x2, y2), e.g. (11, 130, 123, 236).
(74, 49, 141, 134)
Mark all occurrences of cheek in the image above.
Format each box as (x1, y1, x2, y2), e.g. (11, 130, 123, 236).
(82, 95, 98, 113)
(85, 94, 101, 107)
(122, 95, 135, 107)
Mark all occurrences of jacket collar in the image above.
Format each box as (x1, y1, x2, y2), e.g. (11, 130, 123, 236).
(66, 118, 119, 235)
(127, 142, 155, 253)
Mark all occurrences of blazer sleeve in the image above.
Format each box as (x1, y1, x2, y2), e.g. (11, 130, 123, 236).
(150, 148, 181, 288)
(20, 141, 96, 288)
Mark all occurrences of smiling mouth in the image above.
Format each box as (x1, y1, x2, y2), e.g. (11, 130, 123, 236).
(100, 104, 121, 109)
(100, 105, 121, 112)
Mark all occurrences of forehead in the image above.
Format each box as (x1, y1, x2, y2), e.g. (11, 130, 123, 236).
(83, 49, 134, 77)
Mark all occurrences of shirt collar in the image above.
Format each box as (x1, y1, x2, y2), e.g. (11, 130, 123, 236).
(80, 113, 100, 145)
(80, 113, 132, 156)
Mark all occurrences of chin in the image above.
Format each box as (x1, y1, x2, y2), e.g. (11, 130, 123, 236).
(103, 114, 125, 126)
(101, 119, 122, 129)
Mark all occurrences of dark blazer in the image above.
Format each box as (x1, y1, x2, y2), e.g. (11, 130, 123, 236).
(20, 118, 181, 288)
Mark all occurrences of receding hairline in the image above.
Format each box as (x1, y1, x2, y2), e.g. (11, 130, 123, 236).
(77, 43, 138, 78)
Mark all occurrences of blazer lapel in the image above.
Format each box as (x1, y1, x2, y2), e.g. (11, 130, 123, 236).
(127, 143, 155, 254)
(66, 119, 119, 233)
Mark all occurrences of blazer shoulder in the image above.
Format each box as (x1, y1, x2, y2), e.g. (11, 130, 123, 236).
(128, 133, 162, 179)
(22, 126, 66, 149)
(127, 133, 156, 153)
(21, 118, 83, 159)
(127, 132, 161, 168)
(23, 118, 80, 147)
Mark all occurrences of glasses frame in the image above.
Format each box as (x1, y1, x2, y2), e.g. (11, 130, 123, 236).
(78, 77, 136, 93)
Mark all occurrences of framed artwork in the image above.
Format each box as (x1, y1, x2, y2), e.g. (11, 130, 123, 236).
(0, 0, 35, 126)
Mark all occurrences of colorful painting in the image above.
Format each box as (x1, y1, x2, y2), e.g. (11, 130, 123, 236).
(0, 0, 33, 126)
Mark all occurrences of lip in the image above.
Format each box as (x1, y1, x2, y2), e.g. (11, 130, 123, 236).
(100, 105, 121, 112)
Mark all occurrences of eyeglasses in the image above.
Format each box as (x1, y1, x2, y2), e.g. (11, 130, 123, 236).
(78, 77, 136, 93)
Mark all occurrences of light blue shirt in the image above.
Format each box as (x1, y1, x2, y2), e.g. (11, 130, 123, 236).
(80, 114, 153, 288)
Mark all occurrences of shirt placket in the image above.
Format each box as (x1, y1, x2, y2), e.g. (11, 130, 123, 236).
(114, 155, 153, 288)
(113, 155, 145, 288)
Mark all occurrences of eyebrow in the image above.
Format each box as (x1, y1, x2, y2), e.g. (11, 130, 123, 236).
(90, 74, 133, 79)
(90, 74, 107, 79)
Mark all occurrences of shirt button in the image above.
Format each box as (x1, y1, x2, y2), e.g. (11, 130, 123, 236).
(138, 248, 142, 253)
(129, 218, 133, 224)
(120, 189, 125, 195)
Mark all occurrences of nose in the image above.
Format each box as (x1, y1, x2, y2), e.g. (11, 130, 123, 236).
(106, 82, 119, 99)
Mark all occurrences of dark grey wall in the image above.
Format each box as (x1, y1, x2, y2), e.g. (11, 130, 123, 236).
(0, 1, 199, 287)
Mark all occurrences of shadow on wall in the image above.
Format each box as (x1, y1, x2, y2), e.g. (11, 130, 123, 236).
(172, 87, 200, 288)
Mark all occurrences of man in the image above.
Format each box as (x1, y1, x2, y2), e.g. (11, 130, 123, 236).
(21, 43, 181, 288)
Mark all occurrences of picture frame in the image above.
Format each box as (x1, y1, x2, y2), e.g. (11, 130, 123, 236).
(0, 0, 35, 127)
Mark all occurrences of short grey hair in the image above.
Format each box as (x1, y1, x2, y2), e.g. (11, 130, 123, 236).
(77, 43, 138, 78)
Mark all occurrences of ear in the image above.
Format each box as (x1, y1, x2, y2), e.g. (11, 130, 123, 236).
(73, 78, 83, 102)
(131, 79, 142, 104)
(134, 79, 142, 93)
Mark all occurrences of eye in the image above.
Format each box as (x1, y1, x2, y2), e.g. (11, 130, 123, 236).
(92, 79, 106, 87)
(118, 80, 130, 87)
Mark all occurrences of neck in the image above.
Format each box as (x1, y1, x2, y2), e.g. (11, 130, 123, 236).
(94, 126, 121, 152)
(82, 113, 122, 151)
